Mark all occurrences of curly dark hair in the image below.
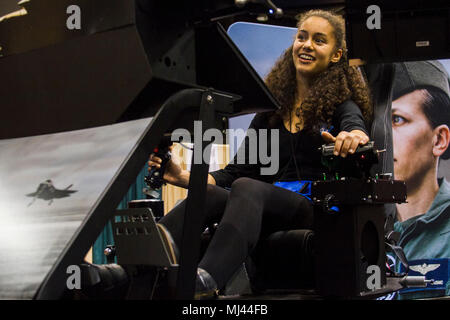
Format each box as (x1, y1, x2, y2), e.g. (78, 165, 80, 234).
(264, 9, 372, 131)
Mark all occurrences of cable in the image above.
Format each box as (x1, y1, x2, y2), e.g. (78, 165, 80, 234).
(149, 268, 161, 300)
(179, 141, 194, 151)
(289, 107, 303, 183)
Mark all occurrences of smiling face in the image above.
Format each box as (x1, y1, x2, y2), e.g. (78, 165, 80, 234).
(292, 16, 342, 78)
(392, 90, 436, 186)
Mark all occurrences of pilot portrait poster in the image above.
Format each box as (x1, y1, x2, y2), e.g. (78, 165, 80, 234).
(388, 60, 450, 299)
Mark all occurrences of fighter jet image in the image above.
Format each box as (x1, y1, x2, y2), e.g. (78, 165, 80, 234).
(26, 179, 77, 206)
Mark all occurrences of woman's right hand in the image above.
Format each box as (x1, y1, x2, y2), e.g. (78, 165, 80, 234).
(148, 145, 183, 186)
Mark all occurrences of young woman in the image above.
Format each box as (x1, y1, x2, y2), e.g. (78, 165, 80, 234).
(149, 9, 372, 299)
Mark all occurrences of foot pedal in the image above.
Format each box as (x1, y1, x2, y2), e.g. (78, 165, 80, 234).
(112, 208, 177, 267)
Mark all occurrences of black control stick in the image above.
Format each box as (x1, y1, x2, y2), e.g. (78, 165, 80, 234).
(144, 136, 173, 198)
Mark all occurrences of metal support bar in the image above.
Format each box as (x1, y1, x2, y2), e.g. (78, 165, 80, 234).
(35, 87, 237, 299)
(175, 90, 234, 299)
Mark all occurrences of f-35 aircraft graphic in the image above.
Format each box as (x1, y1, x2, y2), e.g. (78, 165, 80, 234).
(26, 179, 77, 206)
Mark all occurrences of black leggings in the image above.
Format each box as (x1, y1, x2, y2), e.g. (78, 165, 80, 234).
(159, 177, 314, 288)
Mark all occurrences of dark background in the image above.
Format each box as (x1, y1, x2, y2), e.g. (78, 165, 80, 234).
(0, 0, 20, 16)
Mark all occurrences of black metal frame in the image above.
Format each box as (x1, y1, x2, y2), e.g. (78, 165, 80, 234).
(35, 87, 240, 299)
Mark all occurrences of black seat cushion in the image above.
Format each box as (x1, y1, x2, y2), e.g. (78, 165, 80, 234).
(248, 229, 315, 291)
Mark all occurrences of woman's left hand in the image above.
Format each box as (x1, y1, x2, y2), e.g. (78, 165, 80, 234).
(321, 130, 369, 158)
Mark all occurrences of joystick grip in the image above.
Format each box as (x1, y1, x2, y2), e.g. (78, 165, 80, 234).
(144, 138, 173, 197)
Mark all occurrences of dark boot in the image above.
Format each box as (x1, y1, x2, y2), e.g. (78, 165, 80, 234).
(195, 268, 218, 300)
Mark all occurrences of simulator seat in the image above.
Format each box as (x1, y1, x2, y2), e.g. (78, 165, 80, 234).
(69, 63, 398, 300)
(244, 63, 397, 296)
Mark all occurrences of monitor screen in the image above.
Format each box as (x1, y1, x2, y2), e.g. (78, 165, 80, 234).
(0, 117, 151, 299)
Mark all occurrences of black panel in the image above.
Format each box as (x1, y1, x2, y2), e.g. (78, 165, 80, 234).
(0, 26, 151, 139)
(346, 0, 450, 62)
(314, 205, 387, 297)
(0, 0, 135, 57)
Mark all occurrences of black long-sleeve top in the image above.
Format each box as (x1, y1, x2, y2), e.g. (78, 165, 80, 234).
(210, 100, 369, 188)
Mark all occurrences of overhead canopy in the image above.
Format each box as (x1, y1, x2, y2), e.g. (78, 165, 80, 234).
(0, 0, 282, 140)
